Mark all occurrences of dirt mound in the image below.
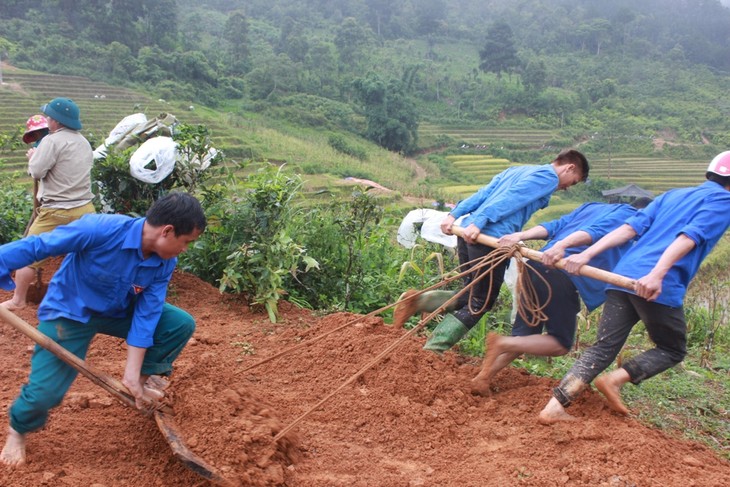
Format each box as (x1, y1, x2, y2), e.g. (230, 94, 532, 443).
(1, 270, 729, 486)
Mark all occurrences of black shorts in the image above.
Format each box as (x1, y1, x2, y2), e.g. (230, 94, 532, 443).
(511, 261, 580, 350)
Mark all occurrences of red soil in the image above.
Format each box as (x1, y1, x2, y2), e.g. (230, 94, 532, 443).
(1, 269, 729, 486)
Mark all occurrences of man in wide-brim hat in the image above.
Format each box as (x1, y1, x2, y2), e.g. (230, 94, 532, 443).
(1, 98, 95, 311)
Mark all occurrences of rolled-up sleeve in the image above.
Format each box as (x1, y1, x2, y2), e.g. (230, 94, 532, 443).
(678, 193, 730, 247)
(126, 264, 175, 348)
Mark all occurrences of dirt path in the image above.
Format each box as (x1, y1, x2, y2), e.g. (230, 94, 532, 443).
(1, 270, 728, 486)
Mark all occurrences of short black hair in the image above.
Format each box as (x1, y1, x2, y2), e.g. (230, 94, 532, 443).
(707, 172, 730, 188)
(554, 149, 590, 181)
(630, 196, 653, 209)
(146, 192, 206, 236)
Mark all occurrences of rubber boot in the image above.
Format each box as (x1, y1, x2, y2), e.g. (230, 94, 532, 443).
(423, 314, 469, 354)
(393, 290, 457, 328)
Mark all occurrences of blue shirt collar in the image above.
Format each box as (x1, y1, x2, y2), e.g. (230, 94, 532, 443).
(122, 218, 165, 266)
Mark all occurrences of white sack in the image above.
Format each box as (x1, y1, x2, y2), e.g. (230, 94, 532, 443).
(129, 136, 178, 184)
(105, 113, 148, 146)
(397, 209, 465, 249)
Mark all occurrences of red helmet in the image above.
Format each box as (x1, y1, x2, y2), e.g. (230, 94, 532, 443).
(707, 151, 730, 177)
(23, 114, 49, 144)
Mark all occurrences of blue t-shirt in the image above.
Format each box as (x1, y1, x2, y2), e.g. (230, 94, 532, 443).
(541, 202, 637, 311)
(609, 181, 730, 307)
(450, 164, 559, 238)
(0, 214, 177, 348)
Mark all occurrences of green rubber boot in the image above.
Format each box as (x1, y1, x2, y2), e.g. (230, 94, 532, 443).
(423, 314, 469, 354)
(419, 290, 459, 313)
(393, 290, 457, 328)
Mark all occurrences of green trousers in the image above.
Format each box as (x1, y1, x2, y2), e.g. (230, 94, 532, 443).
(9, 303, 194, 434)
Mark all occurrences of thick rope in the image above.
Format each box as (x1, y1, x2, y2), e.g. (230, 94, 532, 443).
(249, 242, 551, 377)
(241, 250, 493, 373)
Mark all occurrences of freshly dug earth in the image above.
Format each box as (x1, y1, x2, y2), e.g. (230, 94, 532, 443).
(1, 268, 729, 486)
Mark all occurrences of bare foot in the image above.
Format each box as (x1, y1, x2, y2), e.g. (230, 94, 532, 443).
(538, 398, 577, 425)
(482, 332, 501, 375)
(1, 299, 26, 311)
(470, 378, 491, 397)
(1, 428, 27, 467)
(392, 290, 419, 329)
(145, 375, 170, 392)
(595, 374, 630, 415)
(470, 333, 502, 397)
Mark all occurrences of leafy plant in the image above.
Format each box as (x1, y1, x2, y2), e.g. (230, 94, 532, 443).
(285, 194, 428, 313)
(398, 243, 448, 286)
(0, 181, 32, 244)
(92, 123, 223, 214)
(217, 165, 318, 322)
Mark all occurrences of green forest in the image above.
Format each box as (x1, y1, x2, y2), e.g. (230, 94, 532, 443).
(2, 0, 730, 156)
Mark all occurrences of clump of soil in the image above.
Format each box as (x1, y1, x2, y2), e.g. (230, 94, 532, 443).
(1, 267, 729, 486)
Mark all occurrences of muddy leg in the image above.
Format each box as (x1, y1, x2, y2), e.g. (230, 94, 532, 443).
(1, 267, 35, 311)
(471, 333, 517, 396)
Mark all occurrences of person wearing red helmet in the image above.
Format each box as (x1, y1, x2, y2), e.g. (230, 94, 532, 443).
(1, 98, 95, 311)
(21, 115, 49, 148)
(538, 152, 730, 424)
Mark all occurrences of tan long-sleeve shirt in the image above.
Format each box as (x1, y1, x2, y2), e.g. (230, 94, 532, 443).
(29, 127, 94, 209)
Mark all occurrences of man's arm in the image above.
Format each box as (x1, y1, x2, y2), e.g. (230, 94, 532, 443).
(636, 234, 695, 301)
(542, 230, 593, 266)
(27, 137, 56, 179)
(498, 225, 548, 247)
(122, 346, 148, 408)
(467, 169, 557, 230)
(564, 224, 637, 274)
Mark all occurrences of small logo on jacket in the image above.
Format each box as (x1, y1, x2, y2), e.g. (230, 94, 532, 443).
(132, 285, 145, 294)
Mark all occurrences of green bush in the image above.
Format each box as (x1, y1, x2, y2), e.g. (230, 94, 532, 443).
(189, 165, 318, 322)
(0, 183, 32, 244)
(327, 134, 368, 161)
(92, 123, 223, 214)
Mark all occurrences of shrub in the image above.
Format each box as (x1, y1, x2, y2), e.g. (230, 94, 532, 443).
(0, 182, 32, 244)
(208, 165, 318, 322)
(92, 123, 223, 214)
(284, 194, 447, 314)
(327, 134, 368, 160)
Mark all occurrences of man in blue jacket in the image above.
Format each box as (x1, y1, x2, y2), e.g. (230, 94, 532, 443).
(470, 198, 652, 396)
(0, 192, 206, 466)
(395, 149, 589, 352)
(539, 152, 730, 423)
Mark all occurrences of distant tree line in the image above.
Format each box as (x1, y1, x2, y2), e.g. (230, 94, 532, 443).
(2, 0, 730, 153)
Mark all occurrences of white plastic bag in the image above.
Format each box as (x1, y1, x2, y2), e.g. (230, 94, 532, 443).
(397, 209, 443, 248)
(105, 113, 148, 146)
(397, 209, 464, 249)
(129, 136, 178, 184)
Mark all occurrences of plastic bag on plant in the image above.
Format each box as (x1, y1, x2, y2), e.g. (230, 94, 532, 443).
(129, 136, 178, 183)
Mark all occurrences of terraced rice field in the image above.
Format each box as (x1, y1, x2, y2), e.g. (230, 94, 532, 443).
(420, 123, 558, 148)
(0, 70, 246, 183)
(422, 123, 711, 198)
(589, 156, 707, 192)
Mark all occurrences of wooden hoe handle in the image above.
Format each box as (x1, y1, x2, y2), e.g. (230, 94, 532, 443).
(0, 305, 139, 410)
(451, 225, 636, 291)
